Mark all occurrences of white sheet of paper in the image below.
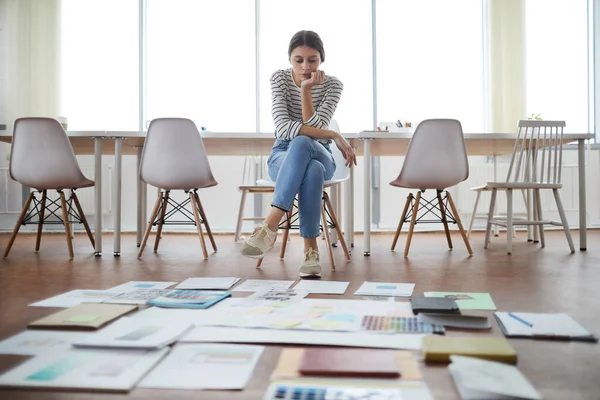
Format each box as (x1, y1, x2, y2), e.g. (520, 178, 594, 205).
(264, 381, 434, 400)
(130, 298, 242, 326)
(72, 317, 193, 350)
(180, 326, 423, 350)
(102, 289, 169, 305)
(354, 282, 415, 297)
(494, 312, 592, 337)
(449, 355, 542, 400)
(175, 277, 240, 290)
(0, 330, 92, 356)
(107, 281, 177, 293)
(30, 290, 122, 308)
(139, 344, 264, 390)
(0, 348, 168, 391)
(235, 288, 309, 306)
(231, 279, 295, 292)
(292, 280, 350, 294)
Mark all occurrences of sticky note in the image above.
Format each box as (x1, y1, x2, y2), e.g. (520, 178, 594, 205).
(376, 285, 397, 290)
(65, 314, 99, 323)
(325, 314, 355, 322)
(247, 307, 274, 314)
(268, 320, 302, 328)
(268, 301, 291, 308)
(310, 320, 342, 329)
(134, 283, 155, 288)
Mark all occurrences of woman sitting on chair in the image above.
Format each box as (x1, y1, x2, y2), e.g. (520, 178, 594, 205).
(241, 30, 356, 278)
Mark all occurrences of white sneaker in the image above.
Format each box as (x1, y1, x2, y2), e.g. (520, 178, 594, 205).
(299, 248, 321, 278)
(240, 223, 277, 259)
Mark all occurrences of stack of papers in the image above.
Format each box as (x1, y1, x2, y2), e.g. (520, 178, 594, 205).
(72, 317, 193, 350)
(494, 312, 598, 342)
(417, 314, 491, 330)
(28, 303, 138, 330)
(29, 290, 122, 308)
(424, 292, 496, 310)
(449, 355, 542, 400)
(175, 277, 240, 290)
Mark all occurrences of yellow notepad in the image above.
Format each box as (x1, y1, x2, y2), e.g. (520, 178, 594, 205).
(422, 336, 517, 364)
(28, 303, 138, 330)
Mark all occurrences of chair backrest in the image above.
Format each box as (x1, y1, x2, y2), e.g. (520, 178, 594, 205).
(392, 119, 469, 190)
(326, 119, 350, 184)
(140, 118, 217, 190)
(506, 120, 565, 184)
(9, 117, 88, 189)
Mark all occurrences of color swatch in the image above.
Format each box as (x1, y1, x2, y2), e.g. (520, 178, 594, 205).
(361, 316, 445, 334)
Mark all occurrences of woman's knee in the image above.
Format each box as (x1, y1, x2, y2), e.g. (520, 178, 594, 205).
(289, 135, 314, 152)
(305, 160, 325, 181)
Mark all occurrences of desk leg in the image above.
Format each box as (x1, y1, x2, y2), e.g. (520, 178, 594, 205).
(113, 138, 123, 256)
(136, 147, 143, 246)
(363, 139, 371, 256)
(94, 138, 102, 256)
(578, 139, 587, 250)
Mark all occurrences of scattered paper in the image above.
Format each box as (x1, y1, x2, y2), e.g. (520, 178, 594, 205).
(231, 279, 294, 292)
(139, 344, 263, 390)
(175, 277, 240, 290)
(30, 290, 121, 308)
(292, 280, 350, 295)
(236, 288, 309, 307)
(354, 282, 415, 297)
(102, 289, 168, 305)
(0, 330, 92, 356)
(106, 281, 177, 293)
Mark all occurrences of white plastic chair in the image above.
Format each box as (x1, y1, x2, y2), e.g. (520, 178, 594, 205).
(254, 127, 351, 270)
(480, 120, 575, 254)
(4, 117, 95, 259)
(137, 118, 218, 259)
(390, 119, 473, 257)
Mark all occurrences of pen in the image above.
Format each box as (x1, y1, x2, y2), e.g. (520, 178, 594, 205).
(508, 312, 533, 327)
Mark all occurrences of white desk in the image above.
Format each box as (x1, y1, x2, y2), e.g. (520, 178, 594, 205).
(356, 131, 593, 255)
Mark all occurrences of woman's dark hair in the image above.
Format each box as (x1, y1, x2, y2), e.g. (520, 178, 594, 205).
(288, 30, 325, 62)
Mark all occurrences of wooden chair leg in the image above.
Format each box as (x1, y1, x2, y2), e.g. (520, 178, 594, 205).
(235, 190, 247, 242)
(35, 190, 47, 251)
(190, 191, 208, 259)
(437, 190, 453, 249)
(467, 190, 481, 239)
(4, 192, 34, 258)
(58, 190, 74, 259)
(153, 191, 169, 252)
(404, 191, 421, 258)
(321, 199, 335, 270)
(553, 188, 575, 253)
(484, 189, 497, 249)
(72, 191, 95, 248)
(506, 189, 513, 255)
(392, 193, 412, 251)
(138, 192, 163, 258)
(279, 211, 292, 259)
(194, 191, 217, 252)
(534, 189, 545, 248)
(446, 191, 473, 256)
(323, 192, 350, 261)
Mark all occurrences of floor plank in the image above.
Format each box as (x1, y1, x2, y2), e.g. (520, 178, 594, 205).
(0, 230, 599, 399)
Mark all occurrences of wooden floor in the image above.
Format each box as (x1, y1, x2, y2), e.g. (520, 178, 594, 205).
(0, 230, 599, 400)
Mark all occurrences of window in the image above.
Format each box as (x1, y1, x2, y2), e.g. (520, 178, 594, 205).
(525, 0, 589, 133)
(376, 0, 484, 133)
(259, 0, 373, 133)
(146, 0, 255, 131)
(61, 0, 139, 130)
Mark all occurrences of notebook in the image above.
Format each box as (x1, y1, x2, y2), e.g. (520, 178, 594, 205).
(146, 290, 231, 309)
(411, 296, 460, 315)
(27, 303, 138, 330)
(449, 355, 542, 400)
(417, 314, 491, 330)
(298, 348, 400, 378)
(422, 336, 517, 364)
(494, 312, 598, 342)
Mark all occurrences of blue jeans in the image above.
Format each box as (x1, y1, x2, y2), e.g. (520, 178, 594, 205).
(267, 136, 336, 238)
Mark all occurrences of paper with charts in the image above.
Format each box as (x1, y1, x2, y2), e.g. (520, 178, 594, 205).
(29, 289, 122, 308)
(263, 382, 433, 400)
(231, 279, 295, 292)
(106, 281, 177, 293)
(139, 344, 264, 390)
(449, 355, 542, 400)
(0, 330, 92, 356)
(101, 289, 169, 305)
(354, 282, 415, 297)
(292, 280, 350, 295)
(72, 317, 194, 350)
(0, 348, 168, 391)
(424, 292, 497, 310)
(175, 277, 240, 290)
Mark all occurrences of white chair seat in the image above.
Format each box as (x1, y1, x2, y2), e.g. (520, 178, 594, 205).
(472, 182, 563, 190)
(31, 177, 95, 191)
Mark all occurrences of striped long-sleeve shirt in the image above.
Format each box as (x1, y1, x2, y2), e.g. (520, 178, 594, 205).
(270, 68, 343, 145)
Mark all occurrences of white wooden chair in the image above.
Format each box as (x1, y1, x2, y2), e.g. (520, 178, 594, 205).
(481, 120, 575, 254)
